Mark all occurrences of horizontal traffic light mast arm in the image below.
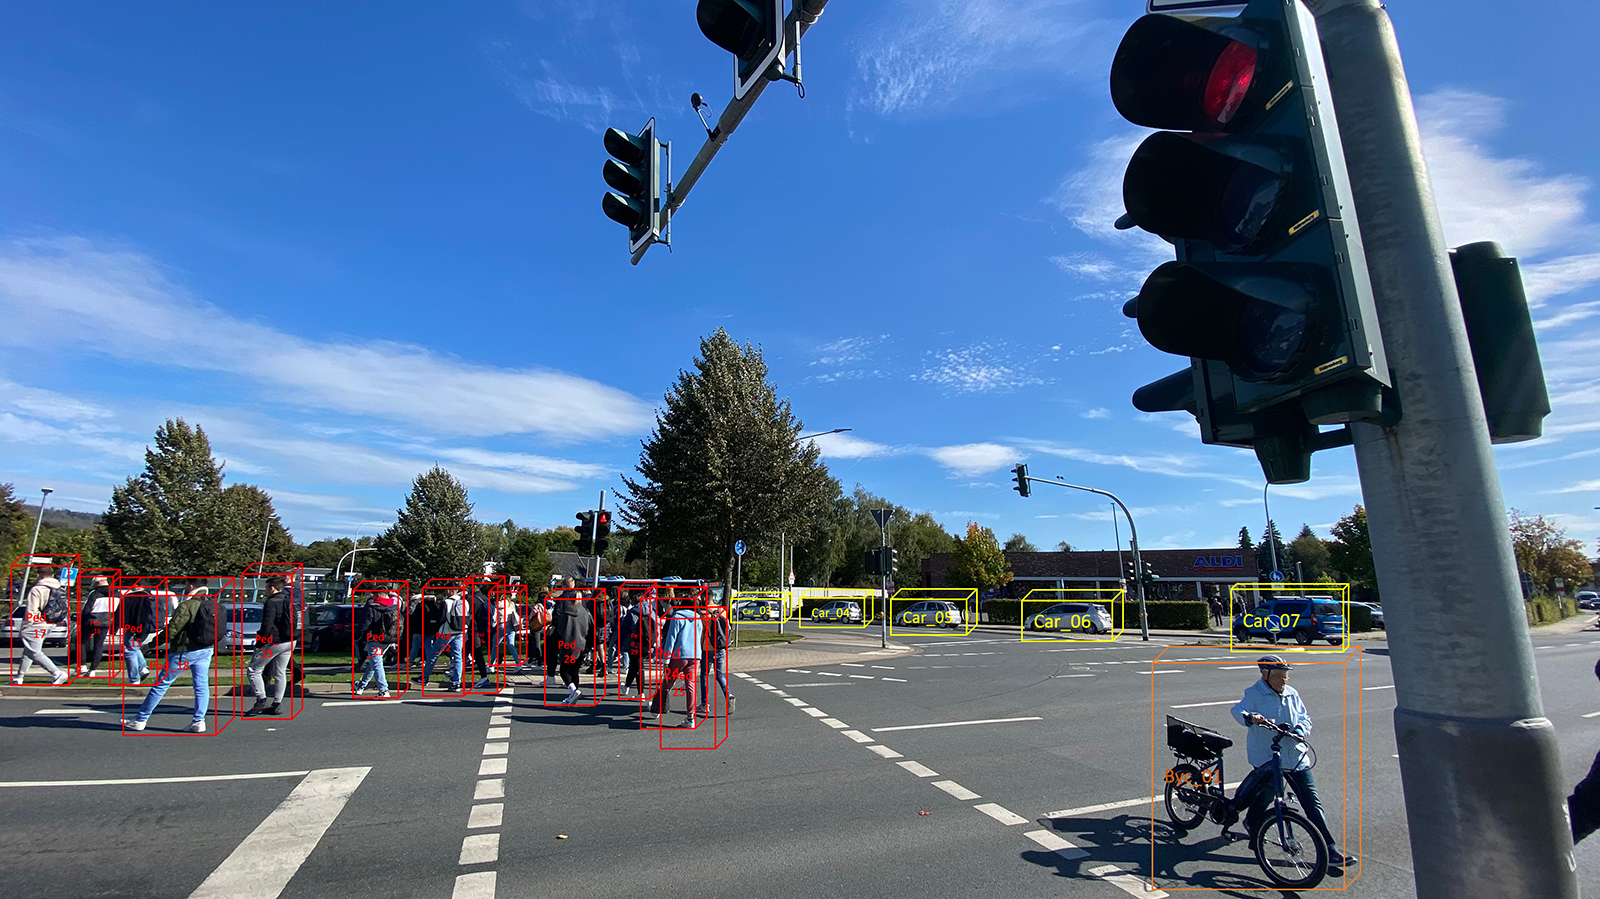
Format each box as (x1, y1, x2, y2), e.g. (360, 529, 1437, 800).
(1013, 472, 1150, 641)
(630, 0, 830, 265)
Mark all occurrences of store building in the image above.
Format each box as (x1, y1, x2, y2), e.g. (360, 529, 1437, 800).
(921, 548, 1261, 600)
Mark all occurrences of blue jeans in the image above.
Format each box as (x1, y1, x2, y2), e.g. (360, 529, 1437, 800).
(123, 635, 149, 680)
(1237, 763, 1344, 857)
(135, 647, 212, 723)
(355, 640, 391, 692)
(423, 634, 463, 686)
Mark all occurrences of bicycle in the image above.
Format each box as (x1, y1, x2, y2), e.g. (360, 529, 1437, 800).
(1163, 715, 1330, 890)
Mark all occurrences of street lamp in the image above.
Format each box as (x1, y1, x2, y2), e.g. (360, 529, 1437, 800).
(334, 547, 376, 593)
(15, 487, 53, 604)
(799, 428, 851, 440)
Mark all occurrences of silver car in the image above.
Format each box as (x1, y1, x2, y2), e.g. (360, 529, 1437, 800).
(3, 606, 69, 646)
(895, 600, 963, 629)
(1027, 602, 1114, 635)
(219, 602, 264, 653)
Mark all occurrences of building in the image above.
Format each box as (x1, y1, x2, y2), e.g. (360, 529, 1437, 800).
(921, 548, 1261, 601)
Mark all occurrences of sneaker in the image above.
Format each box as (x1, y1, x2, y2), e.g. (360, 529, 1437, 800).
(354, 688, 366, 697)
(9, 678, 21, 686)
(244, 700, 270, 717)
(683, 716, 698, 729)
(266, 703, 282, 716)
(134, 668, 150, 684)
(52, 671, 69, 685)
(78, 665, 89, 675)
(474, 677, 494, 688)
(727, 696, 736, 717)
(377, 690, 391, 698)
(188, 719, 208, 733)
(1331, 852, 1358, 867)
(123, 717, 146, 731)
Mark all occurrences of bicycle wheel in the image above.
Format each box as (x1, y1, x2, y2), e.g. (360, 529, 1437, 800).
(1163, 764, 1209, 830)
(1254, 807, 1328, 890)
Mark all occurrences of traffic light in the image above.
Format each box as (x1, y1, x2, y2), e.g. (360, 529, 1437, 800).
(697, 0, 786, 100)
(887, 548, 899, 574)
(864, 548, 883, 577)
(1141, 560, 1159, 584)
(602, 119, 662, 254)
(1012, 463, 1030, 498)
(575, 511, 595, 555)
(594, 510, 613, 556)
(1112, 0, 1390, 485)
(1123, 559, 1136, 585)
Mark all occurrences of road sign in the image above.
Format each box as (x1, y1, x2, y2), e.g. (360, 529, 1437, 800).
(734, 540, 746, 556)
(788, 570, 795, 586)
(870, 509, 893, 529)
(60, 566, 78, 585)
(1269, 570, 1284, 583)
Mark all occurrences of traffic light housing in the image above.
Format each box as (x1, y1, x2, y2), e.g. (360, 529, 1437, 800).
(888, 548, 899, 574)
(864, 548, 883, 577)
(697, 0, 786, 100)
(1142, 560, 1159, 584)
(1113, 0, 1390, 485)
(594, 510, 613, 556)
(575, 511, 595, 555)
(1123, 559, 1136, 585)
(602, 119, 662, 254)
(1012, 463, 1030, 498)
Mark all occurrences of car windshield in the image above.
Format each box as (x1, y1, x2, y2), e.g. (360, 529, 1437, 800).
(1275, 601, 1309, 615)
(225, 606, 264, 622)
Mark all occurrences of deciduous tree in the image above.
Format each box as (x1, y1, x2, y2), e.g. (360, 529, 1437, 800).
(1327, 506, 1375, 589)
(946, 522, 1013, 595)
(1004, 533, 1037, 553)
(1509, 510, 1590, 596)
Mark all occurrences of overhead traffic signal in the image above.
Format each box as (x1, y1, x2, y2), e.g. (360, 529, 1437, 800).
(1112, 0, 1390, 484)
(594, 510, 613, 556)
(602, 119, 663, 254)
(864, 548, 883, 577)
(1141, 560, 1159, 584)
(697, 0, 786, 100)
(1012, 463, 1030, 498)
(575, 511, 595, 555)
(1123, 559, 1136, 585)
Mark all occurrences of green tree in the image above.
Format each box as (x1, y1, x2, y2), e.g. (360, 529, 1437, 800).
(1327, 506, 1375, 588)
(1004, 533, 1037, 553)
(1286, 524, 1330, 581)
(620, 329, 836, 584)
(1054, 541, 1074, 552)
(1237, 526, 1253, 559)
(370, 466, 485, 585)
(1509, 510, 1591, 595)
(209, 483, 296, 572)
(946, 522, 1013, 594)
(1255, 520, 1287, 574)
(0, 483, 30, 562)
(499, 525, 555, 590)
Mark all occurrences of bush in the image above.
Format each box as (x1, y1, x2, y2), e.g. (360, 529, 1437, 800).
(985, 599, 1022, 625)
(1116, 601, 1209, 630)
(1348, 603, 1373, 633)
(1526, 595, 1578, 626)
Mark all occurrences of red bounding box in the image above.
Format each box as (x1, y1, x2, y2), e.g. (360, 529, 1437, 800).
(348, 580, 411, 698)
(539, 587, 607, 706)
(120, 580, 243, 735)
(6, 554, 81, 685)
(73, 567, 123, 679)
(236, 563, 306, 721)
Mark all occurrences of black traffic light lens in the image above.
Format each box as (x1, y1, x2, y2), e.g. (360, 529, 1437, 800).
(1110, 14, 1262, 132)
(602, 193, 646, 229)
(603, 128, 647, 166)
(697, 0, 768, 58)
(1237, 297, 1307, 379)
(1122, 133, 1287, 251)
(1219, 163, 1283, 248)
(603, 159, 645, 196)
(1132, 262, 1313, 382)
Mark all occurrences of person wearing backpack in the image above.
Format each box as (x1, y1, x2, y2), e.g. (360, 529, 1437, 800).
(469, 586, 495, 689)
(122, 590, 216, 732)
(118, 590, 161, 685)
(77, 575, 115, 677)
(550, 595, 592, 704)
(697, 603, 735, 718)
(12, 572, 69, 685)
(245, 576, 297, 717)
(354, 592, 399, 697)
(422, 591, 465, 691)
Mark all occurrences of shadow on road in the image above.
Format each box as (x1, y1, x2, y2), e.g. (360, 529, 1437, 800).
(1032, 812, 1305, 898)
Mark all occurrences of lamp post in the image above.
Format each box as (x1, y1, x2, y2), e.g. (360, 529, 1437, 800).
(334, 548, 376, 597)
(1262, 483, 1279, 578)
(15, 487, 53, 605)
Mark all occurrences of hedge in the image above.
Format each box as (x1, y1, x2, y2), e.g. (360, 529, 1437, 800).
(1527, 595, 1578, 626)
(987, 599, 1209, 630)
(1348, 603, 1373, 633)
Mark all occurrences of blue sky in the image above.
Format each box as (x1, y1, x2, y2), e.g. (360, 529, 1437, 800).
(2, 0, 1597, 559)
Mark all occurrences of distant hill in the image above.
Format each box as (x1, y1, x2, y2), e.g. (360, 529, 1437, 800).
(22, 505, 103, 531)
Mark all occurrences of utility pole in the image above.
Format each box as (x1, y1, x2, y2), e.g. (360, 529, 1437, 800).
(591, 491, 605, 589)
(1310, 0, 1575, 894)
(15, 487, 53, 609)
(1262, 484, 1279, 577)
(778, 531, 785, 635)
(870, 509, 892, 648)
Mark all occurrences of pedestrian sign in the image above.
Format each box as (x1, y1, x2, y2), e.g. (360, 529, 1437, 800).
(734, 540, 746, 556)
(1269, 570, 1284, 582)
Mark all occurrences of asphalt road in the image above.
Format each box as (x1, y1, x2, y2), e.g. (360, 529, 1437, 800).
(6, 624, 1600, 898)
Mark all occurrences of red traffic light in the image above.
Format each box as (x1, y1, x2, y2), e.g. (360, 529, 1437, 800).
(1110, 14, 1267, 132)
(596, 511, 611, 527)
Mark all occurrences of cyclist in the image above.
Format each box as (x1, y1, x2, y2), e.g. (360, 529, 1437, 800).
(1229, 655, 1357, 868)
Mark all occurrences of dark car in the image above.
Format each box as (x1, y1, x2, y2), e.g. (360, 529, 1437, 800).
(307, 603, 359, 653)
(1232, 596, 1346, 645)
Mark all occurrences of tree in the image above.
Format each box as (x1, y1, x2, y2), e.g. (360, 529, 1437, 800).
(1255, 520, 1287, 575)
(1286, 524, 1330, 581)
(1055, 541, 1074, 552)
(500, 525, 555, 590)
(0, 484, 29, 562)
(1004, 533, 1037, 553)
(1509, 510, 1591, 596)
(370, 466, 485, 585)
(946, 522, 1013, 595)
(1237, 526, 1253, 559)
(1327, 506, 1375, 588)
(99, 419, 292, 574)
(620, 329, 835, 584)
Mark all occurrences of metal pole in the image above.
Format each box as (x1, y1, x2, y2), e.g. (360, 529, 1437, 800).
(1262, 483, 1279, 577)
(1029, 477, 1148, 640)
(778, 531, 785, 635)
(591, 491, 604, 588)
(1310, 1, 1575, 893)
(12, 487, 52, 678)
(1111, 501, 1124, 602)
(879, 522, 888, 649)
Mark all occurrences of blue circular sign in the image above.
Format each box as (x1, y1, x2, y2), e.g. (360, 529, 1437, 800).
(1269, 570, 1284, 583)
(735, 540, 746, 556)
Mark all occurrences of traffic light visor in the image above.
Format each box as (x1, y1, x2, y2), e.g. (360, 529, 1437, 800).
(602, 193, 647, 229)
(603, 159, 645, 196)
(697, 0, 769, 58)
(1111, 14, 1261, 132)
(1122, 133, 1288, 252)
(603, 128, 647, 166)
(1133, 262, 1311, 382)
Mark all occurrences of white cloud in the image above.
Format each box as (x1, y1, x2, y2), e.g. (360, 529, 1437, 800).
(0, 236, 653, 441)
(809, 432, 896, 460)
(914, 343, 1044, 394)
(1523, 254, 1600, 308)
(1080, 407, 1111, 420)
(1546, 478, 1600, 495)
(1051, 132, 1171, 262)
(926, 442, 1020, 477)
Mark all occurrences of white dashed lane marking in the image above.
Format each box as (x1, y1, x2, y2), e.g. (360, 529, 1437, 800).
(974, 802, 1028, 825)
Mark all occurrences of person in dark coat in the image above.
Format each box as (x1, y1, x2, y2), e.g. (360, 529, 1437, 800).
(1571, 658, 1600, 843)
(550, 596, 593, 704)
(620, 599, 643, 697)
(470, 586, 495, 689)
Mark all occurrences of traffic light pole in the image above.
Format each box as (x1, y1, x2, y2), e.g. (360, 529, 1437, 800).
(630, 0, 831, 265)
(1021, 476, 1149, 641)
(591, 491, 605, 589)
(1309, 1, 1576, 895)
(879, 523, 888, 649)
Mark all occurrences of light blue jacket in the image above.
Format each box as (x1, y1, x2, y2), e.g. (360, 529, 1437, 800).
(1230, 678, 1312, 771)
(660, 608, 702, 661)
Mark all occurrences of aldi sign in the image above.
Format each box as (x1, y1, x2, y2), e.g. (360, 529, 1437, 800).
(1193, 555, 1245, 570)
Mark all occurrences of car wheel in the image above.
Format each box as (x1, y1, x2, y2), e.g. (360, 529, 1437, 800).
(1295, 629, 1315, 645)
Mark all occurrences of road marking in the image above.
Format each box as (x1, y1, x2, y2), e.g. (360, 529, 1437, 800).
(474, 779, 504, 800)
(871, 665, 896, 669)
(1046, 784, 1241, 819)
(974, 802, 1028, 825)
(478, 759, 507, 776)
(187, 767, 370, 899)
(489, 715, 512, 726)
(802, 707, 828, 718)
(320, 698, 443, 707)
(483, 743, 508, 756)
(1218, 665, 1259, 670)
(32, 708, 108, 715)
(873, 716, 1042, 733)
(817, 671, 843, 677)
(932, 780, 981, 801)
(866, 745, 904, 759)
(1024, 828, 1088, 860)
(897, 761, 938, 778)
(1, 770, 311, 788)
(1089, 863, 1169, 898)
(735, 672, 754, 679)
(841, 730, 874, 743)
(785, 682, 853, 688)
(1052, 674, 1095, 678)
(459, 833, 499, 865)
(783, 697, 808, 707)
(848, 674, 874, 680)
(452, 872, 496, 899)
(821, 718, 848, 729)
(1582, 711, 1600, 719)
(485, 727, 511, 740)
(467, 803, 503, 829)
(881, 677, 907, 682)
(1169, 700, 1235, 709)
(1362, 684, 1395, 691)
(772, 691, 791, 696)
(841, 663, 865, 667)
(785, 669, 812, 674)
(1134, 670, 1184, 675)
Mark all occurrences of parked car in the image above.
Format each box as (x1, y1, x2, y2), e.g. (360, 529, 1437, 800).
(1577, 591, 1600, 611)
(3, 606, 69, 646)
(735, 600, 781, 621)
(306, 603, 359, 653)
(219, 602, 264, 653)
(810, 600, 863, 624)
(1026, 602, 1114, 635)
(895, 600, 964, 629)
(1353, 601, 1385, 629)
(1232, 596, 1346, 645)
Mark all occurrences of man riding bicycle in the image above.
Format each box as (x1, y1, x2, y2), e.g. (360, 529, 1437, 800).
(1229, 655, 1357, 868)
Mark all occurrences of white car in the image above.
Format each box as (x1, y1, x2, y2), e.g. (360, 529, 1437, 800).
(1577, 591, 1600, 611)
(3, 606, 69, 646)
(895, 600, 963, 629)
(1027, 602, 1114, 635)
